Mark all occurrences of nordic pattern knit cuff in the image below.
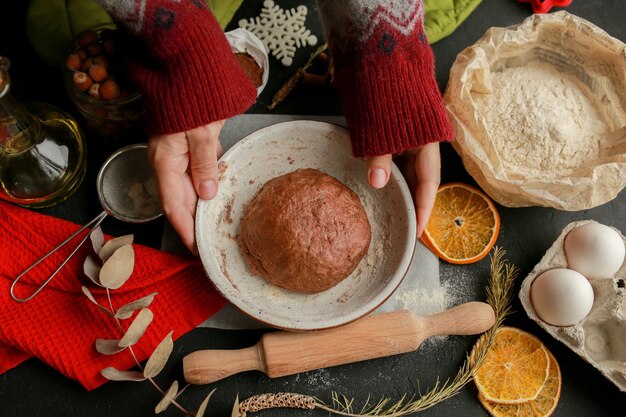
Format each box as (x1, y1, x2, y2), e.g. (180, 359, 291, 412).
(317, 0, 454, 157)
(96, 0, 257, 134)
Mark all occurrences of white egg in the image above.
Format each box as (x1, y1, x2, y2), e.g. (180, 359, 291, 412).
(564, 223, 625, 279)
(530, 268, 594, 326)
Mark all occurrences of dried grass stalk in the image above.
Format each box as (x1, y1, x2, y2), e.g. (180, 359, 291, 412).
(239, 393, 316, 417)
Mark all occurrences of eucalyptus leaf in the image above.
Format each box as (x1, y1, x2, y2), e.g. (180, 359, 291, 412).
(143, 331, 173, 378)
(99, 245, 135, 290)
(81, 286, 113, 316)
(231, 394, 240, 417)
(101, 367, 146, 382)
(90, 226, 105, 254)
(83, 255, 102, 286)
(196, 388, 217, 417)
(115, 292, 158, 320)
(119, 308, 153, 348)
(155, 380, 179, 414)
(175, 383, 189, 399)
(95, 339, 126, 355)
(99, 234, 134, 262)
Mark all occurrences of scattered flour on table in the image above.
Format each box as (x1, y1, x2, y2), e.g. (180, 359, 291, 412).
(394, 274, 472, 348)
(394, 278, 470, 317)
(472, 60, 610, 176)
(294, 368, 338, 389)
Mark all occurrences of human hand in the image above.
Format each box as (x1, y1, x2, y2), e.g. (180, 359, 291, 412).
(367, 142, 441, 237)
(147, 120, 225, 255)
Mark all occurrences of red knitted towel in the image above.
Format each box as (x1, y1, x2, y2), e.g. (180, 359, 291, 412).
(0, 201, 226, 390)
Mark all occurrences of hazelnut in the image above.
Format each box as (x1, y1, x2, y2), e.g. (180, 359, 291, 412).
(88, 65, 108, 83)
(100, 80, 121, 100)
(80, 57, 94, 72)
(100, 28, 118, 41)
(76, 48, 87, 61)
(66, 54, 81, 71)
(88, 83, 101, 99)
(93, 55, 111, 69)
(73, 72, 93, 91)
(77, 30, 99, 48)
(85, 43, 103, 57)
(103, 39, 116, 55)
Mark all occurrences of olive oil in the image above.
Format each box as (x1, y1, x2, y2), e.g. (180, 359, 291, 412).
(0, 57, 86, 208)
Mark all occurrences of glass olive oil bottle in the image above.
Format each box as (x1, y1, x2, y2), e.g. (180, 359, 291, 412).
(0, 56, 86, 207)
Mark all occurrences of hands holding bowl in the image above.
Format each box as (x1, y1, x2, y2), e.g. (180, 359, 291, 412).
(148, 122, 441, 255)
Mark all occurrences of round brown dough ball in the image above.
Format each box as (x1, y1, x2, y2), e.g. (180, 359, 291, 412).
(241, 168, 371, 293)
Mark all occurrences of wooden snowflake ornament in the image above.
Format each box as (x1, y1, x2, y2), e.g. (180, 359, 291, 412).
(239, 0, 318, 66)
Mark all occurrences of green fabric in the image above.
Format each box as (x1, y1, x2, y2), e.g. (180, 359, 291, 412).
(424, 0, 483, 44)
(205, 0, 244, 30)
(25, 0, 242, 66)
(25, 0, 114, 66)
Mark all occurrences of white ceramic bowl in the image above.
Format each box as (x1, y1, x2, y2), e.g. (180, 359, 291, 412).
(195, 120, 416, 330)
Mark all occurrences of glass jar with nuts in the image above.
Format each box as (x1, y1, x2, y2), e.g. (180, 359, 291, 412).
(64, 25, 143, 142)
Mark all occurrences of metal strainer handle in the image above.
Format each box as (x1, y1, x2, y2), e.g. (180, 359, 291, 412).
(10, 211, 108, 302)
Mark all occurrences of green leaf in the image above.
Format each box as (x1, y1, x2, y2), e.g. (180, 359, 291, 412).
(95, 339, 126, 355)
(101, 367, 146, 381)
(83, 255, 102, 286)
(100, 244, 134, 290)
(99, 234, 134, 262)
(155, 380, 179, 414)
(196, 388, 217, 417)
(231, 394, 240, 417)
(119, 308, 153, 348)
(90, 226, 105, 254)
(81, 286, 112, 316)
(143, 331, 174, 378)
(115, 292, 158, 320)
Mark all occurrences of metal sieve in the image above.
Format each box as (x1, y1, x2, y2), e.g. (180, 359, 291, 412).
(10, 143, 162, 302)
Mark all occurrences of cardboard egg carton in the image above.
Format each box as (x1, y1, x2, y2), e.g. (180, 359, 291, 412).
(519, 220, 626, 392)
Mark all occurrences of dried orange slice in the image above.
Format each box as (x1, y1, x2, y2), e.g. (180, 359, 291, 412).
(478, 349, 562, 417)
(421, 183, 499, 264)
(473, 327, 550, 404)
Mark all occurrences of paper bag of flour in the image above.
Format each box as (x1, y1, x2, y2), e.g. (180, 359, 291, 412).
(444, 12, 626, 210)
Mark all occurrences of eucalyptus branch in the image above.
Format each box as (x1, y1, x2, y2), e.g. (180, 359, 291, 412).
(104, 288, 194, 417)
(83, 229, 215, 417)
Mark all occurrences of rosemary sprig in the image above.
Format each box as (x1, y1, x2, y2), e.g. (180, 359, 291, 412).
(238, 247, 518, 417)
(267, 43, 329, 110)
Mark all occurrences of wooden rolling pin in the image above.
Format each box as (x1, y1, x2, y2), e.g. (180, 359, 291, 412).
(183, 301, 495, 385)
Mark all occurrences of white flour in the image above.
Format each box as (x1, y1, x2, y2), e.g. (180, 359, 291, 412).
(394, 278, 469, 318)
(127, 178, 160, 218)
(393, 276, 470, 348)
(472, 60, 610, 175)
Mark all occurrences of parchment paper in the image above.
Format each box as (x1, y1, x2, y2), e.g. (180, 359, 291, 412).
(225, 28, 270, 96)
(444, 11, 626, 211)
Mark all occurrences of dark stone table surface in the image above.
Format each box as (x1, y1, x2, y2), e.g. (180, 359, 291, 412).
(1, 0, 624, 416)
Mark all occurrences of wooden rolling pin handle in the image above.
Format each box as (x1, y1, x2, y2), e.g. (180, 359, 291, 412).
(183, 302, 495, 385)
(184, 345, 263, 385)
(421, 301, 496, 339)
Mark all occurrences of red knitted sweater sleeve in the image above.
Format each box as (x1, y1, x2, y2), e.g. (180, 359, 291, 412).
(317, 0, 454, 157)
(95, 0, 257, 134)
